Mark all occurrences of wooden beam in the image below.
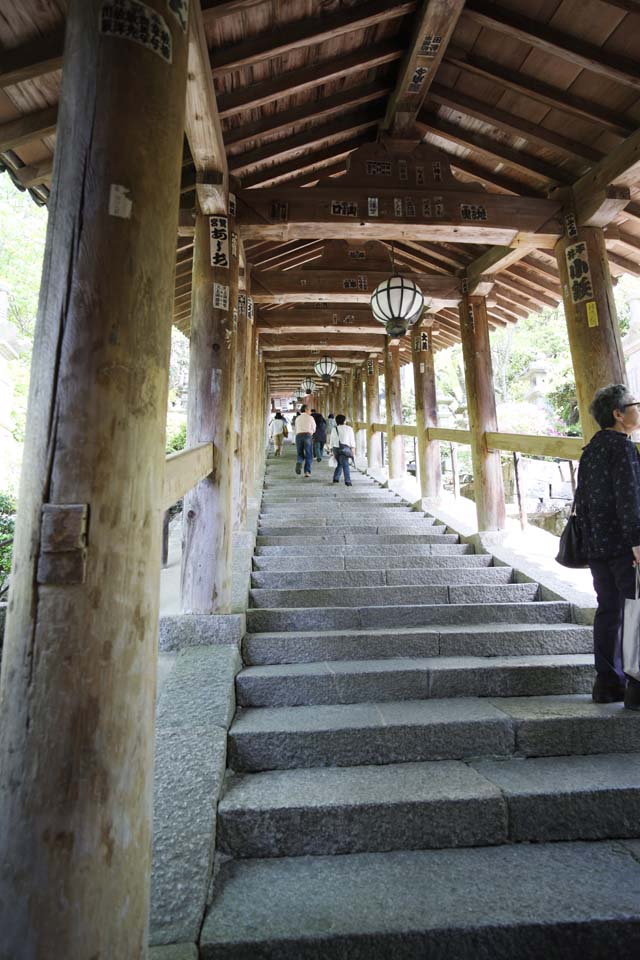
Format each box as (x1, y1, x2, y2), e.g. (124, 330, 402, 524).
(0, 105, 57, 153)
(0, 27, 64, 88)
(448, 155, 545, 197)
(572, 126, 640, 224)
(251, 268, 462, 306)
(217, 42, 404, 119)
(444, 47, 634, 139)
(14, 157, 54, 188)
(229, 109, 381, 175)
(465, 244, 535, 286)
(211, 0, 415, 75)
(464, 1, 640, 91)
(185, 1, 228, 213)
(382, 0, 466, 136)
(241, 136, 370, 189)
(574, 185, 631, 228)
(238, 184, 562, 246)
(428, 83, 602, 164)
(223, 82, 390, 150)
(419, 113, 574, 185)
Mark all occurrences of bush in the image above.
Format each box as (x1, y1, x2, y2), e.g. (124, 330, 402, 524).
(0, 492, 17, 596)
(166, 422, 186, 454)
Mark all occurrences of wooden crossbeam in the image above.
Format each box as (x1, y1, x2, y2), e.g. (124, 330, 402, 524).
(382, 0, 465, 136)
(185, 1, 228, 213)
(217, 42, 404, 120)
(463, 1, 640, 91)
(223, 82, 390, 150)
(251, 268, 462, 306)
(229, 109, 381, 175)
(211, 0, 414, 75)
(419, 113, 574, 185)
(241, 136, 370, 189)
(0, 27, 64, 88)
(448, 155, 544, 198)
(0, 105, 57, 153)
(464, 245, 536, 286)
(14, 157, 54, 188)
(572, 125, 640, 218)
(251, 241, 322, 267)
(444, 47, 634, 139)
(428, 83, 602, 164)
(238, 184, 562, 246)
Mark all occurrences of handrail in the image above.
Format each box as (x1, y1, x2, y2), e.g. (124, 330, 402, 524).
(485, 431, 583, 461)
(427, 427, 472, 444)
(163, 442, 214, 509)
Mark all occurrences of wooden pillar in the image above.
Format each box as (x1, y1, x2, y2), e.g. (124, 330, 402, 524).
(365, 357, 383, 469)
(458, 295, 506, 531)
(0, 3, 188, 956)
(384, 338, 405, 480)
(232, 283, 251, 530)
(555, 226, 627, 441)
(181, 207, 238, 613)
(412, 323, 441, 499)
(345, 370, 355, 424)
(353, 366, 367, 460)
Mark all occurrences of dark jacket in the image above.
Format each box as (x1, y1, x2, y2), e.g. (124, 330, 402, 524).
(311, 412, 327, 443)
(575, 429, 640, 560)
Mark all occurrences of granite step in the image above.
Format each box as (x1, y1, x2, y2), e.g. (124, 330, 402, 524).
(255, 532, 455, 546)
(217, 752, 640, 859)
(257, 524, 442, 537)
(245, 600, 571, 633)
(227, 695, 640, 772)
(252, 552, 491, 571)
(250, 566, 513, 589)
(243, 623, 593, 665)
(254, 542, 473, 557)
(248, 582, 539, 610)
(200, 841, 640, 959)
(235, 654, 593, 707)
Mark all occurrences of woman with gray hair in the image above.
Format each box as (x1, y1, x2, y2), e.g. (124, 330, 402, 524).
(574, 383, 640, 709)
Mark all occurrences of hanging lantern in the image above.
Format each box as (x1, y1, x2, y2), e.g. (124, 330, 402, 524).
(300, 377, 316, 394)
(370, 275, 425, 338)
(313, 355, 338, 383)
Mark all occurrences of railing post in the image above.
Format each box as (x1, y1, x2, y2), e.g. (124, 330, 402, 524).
(458, 294, 506, 531)
(0, 2, 188, 954)
(384, 337, 405, 480)
(181, 206, 238, 613)
(555, 225, 626, 441)
(412, 323, 441, 499)
(365, 355, 383, 469)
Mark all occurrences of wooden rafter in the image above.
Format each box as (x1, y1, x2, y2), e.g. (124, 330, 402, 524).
(210, 0, 415, 76)
(463, 1, 640, 91)
(217, 42, 404, 120)
(241, 136, 371, 189)
(0, 27, 64, 88)
(381, 0, 466, 136)
(0, 105, 57, 153)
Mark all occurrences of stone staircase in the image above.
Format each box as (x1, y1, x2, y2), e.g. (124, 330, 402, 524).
(200, 450, 640, 958)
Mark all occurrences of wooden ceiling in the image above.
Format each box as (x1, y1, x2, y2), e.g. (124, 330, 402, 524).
(2, 0, 640, 395)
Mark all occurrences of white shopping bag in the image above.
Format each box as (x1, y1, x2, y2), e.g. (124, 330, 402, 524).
(623, 568, 640, 681)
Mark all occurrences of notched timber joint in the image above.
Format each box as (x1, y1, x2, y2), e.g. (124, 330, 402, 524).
(37, 503, 89, 586)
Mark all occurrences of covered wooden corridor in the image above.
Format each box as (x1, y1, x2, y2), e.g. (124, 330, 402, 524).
(1, 0, 640, 956)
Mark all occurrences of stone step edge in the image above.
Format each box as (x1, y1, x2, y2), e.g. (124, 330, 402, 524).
(243, 622, 588, 641)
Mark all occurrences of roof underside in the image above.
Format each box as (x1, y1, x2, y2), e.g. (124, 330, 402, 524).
(2, 0, 640, 391)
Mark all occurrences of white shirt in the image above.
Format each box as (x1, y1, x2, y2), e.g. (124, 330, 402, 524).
(330, 424, 355, 450)
(294, 412, 316, 435)
(269, 418, 285, 436)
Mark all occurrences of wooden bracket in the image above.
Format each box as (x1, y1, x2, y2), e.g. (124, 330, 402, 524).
(37, 503, 88, 586)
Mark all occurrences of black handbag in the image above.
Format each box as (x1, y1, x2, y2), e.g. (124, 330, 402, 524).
(556, 503, 587, 568)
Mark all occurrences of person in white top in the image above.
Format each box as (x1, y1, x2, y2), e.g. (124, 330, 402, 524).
(329, 414, 356, 486)
(269, 411, 286, 456)
(293, 405, 316, 477)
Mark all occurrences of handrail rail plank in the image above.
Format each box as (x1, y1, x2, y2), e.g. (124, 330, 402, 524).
(163, 442, 214, 509)
(427, 427, 472, 444)
(485, 431, 583, 460)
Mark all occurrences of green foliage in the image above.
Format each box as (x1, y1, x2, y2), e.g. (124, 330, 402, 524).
(166, 422, 187, 453)
(0, 491, 17, 593)
(0, 174, 47, 340)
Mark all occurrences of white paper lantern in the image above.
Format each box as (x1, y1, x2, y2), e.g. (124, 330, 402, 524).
(313, 356, 338, 382)
(370, 275, 425, 337)
(300, 378, 316, 394)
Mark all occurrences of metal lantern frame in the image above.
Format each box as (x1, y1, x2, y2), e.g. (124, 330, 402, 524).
(300, 377, 316, 394)
(370, 274, 425, 338)
(313, 355, 338, 383)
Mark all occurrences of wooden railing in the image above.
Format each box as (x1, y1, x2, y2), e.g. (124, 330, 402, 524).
(163, 442, 214, 510)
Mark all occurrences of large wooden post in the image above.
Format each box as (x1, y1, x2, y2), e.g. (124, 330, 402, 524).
(459, 294, 506, 530)
(232, 282, 251, 530)
(353, 366, 367, 460)
(0, 2, 188, 956)
(365, 356, 383, 469)
(412, 323, 442, 499)
(384, 338, 405, 480)
(555, 226, 627, 441)
(181, 208, 238, 613)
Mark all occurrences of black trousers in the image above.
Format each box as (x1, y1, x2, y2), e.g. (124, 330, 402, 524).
(589, 553, 636, 682)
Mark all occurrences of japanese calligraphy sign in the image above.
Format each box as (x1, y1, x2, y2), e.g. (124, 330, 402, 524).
(271, 201, 288, 221)
(331, 200, 358, 216)
(368, 197, 379, 217)
(213, 282, 229, 312)
(247, 297, 255, 322)
(565, 241, 593, 303)
(564, 211, 578, 240)
(366, 161, 392, 176)
(398, 160, 408, 182)
(420, 34, 441, 56)
(367, 359, 374, 376)
(408, 66, 428, 93)
(460, 203, 488, 222)
(238, 293, 246, 317)
(99, 0, 172, 63)
(229, 193, 237, 217)
(209, 216, 229, 268)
